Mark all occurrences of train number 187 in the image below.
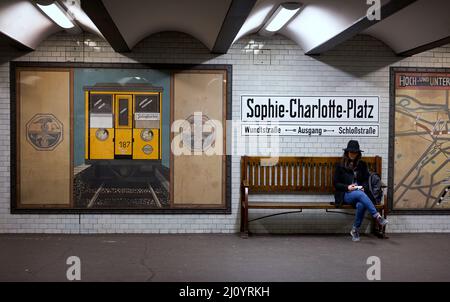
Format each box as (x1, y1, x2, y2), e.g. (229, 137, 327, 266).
(119, 141, 131, 148)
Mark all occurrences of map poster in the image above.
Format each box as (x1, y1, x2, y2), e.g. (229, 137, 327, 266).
(393, 70, 450, 210)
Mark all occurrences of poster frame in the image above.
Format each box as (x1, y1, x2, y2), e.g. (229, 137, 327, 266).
(389, 66, 450, 215)
(10, 61, 232, 214)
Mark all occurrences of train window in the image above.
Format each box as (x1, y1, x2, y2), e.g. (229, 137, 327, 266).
(135, 95, 159, 113)
(90, 94, 112, 114)
(118, 98, 129, 126)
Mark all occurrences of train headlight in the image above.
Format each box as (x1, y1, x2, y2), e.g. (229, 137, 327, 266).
(95, 128, 109, 141)
(142, 144, 153, 155)
(141, 129, 154, 142)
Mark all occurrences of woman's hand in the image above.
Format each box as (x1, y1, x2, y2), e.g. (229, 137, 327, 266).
(348, 184, 364, 191)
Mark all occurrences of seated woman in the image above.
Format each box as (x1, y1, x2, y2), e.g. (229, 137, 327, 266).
(333, 140, 388, 242)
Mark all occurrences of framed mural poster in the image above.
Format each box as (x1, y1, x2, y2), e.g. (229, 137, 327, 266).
(390, 67, 450, 213)
(11, 62, 231, 214)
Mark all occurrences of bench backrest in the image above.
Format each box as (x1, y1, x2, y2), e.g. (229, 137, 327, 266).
(241, 156, 382, 194)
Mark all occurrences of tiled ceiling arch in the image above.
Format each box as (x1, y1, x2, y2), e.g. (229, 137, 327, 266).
(1, 0, 449, 57)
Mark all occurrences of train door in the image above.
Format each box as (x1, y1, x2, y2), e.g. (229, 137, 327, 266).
(133, 93, 161, 160)
(114, 95, 133, 158)
(89, 93, 114, 159)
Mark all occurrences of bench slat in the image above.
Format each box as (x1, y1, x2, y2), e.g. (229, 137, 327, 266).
(304, 162, 308, 188)
(255, 161, 258, 186)
(277, 163, 281, 188)
(248, 201, 384, 210)
(328, 163, 333, 191)
(287, 162, 292, 187)
(249, 161, 254, 187)
(299, 159, 303, 190)
(258, 160, 265, 187)
(315, 163, 319, 192)
(321, 163, 326, 191)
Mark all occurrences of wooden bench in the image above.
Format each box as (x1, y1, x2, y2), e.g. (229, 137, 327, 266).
(240, 156, 388, 238)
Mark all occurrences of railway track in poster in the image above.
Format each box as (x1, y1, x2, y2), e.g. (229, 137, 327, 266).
(73, 164, 169, 209)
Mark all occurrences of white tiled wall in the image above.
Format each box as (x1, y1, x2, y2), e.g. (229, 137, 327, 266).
(0, 32, 449, 233)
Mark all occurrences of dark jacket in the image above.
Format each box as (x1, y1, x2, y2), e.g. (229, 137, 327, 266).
(333, 160, 370, 207)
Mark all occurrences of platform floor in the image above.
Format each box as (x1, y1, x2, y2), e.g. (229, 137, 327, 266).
(0, 233, 449, 282)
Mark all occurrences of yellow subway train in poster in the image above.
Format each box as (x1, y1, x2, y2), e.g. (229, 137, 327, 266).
(84, 84, 162, 162)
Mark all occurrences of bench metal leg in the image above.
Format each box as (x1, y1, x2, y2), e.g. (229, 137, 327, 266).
(379, 196, 389, 239)
(372, 206, 388, 239)
(240, 205, 249, 238)
(240, 186, 249, 238)
(382, 201, 389, 239)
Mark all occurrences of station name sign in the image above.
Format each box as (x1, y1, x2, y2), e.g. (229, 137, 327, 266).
(240, 95, 379, 137)
(396, 73, 450, 89)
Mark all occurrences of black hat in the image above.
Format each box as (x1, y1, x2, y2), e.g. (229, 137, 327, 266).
(343, 140, 364, 152)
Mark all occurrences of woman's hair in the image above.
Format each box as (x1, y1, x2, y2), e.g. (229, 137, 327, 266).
(341, 151, 362, 170)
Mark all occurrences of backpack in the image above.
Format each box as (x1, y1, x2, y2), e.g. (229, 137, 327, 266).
(367, 172, 384, 205)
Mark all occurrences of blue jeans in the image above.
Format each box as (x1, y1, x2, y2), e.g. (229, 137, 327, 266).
(343, 190, 378, 229)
